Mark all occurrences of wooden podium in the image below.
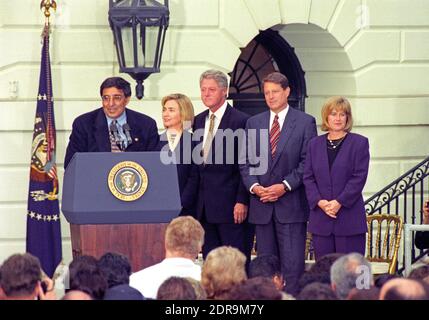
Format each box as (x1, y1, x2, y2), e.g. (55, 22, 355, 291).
(70, 223, 167, 271)
(62, 152, 181, 272)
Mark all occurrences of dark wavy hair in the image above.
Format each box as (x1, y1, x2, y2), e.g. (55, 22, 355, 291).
(98, 252, 132, 288)
(68, 255, 108, 300)
(100, 77, 131, 97)
(0, 253, 42, 298)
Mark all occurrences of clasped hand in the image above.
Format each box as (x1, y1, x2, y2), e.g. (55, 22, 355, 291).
(318, 199, 342, 218)
(253, 184, 286, 203)
(37, 277, 56, 300)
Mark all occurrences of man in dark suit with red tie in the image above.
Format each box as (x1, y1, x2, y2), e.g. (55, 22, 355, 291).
(240, 72, 317, 295)
(192, 69, 254, 262)
(64, 77, 160, 168)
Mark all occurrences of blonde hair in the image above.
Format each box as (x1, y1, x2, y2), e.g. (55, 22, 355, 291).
(165, 216, 204, 257)
(161, 93, 195, 130)
(320, 96, 353, 132)
(201, 246, 247, 299)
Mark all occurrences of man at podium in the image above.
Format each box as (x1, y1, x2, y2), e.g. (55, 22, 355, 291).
(64, 77, 160, 168)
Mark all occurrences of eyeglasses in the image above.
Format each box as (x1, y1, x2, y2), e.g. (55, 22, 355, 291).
(102, 95, 125, 103)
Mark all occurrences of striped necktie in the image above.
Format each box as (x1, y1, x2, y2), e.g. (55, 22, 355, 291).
(109, 120, 122, 153)
(270, 115, 280, 157)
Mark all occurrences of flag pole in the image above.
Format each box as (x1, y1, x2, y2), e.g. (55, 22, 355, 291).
(26, 0, 62, 279)
(40, 0, 56, 36)
(40, 0, 57, 24)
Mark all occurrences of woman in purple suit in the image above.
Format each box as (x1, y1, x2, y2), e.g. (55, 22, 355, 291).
(303, 96, 370, 260)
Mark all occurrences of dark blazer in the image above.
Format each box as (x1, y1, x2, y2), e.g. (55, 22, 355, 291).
(64, 107, 160, 168)
(303, 132, 370, 236)
(191, 104, 249, 223)
(240, 107, 317, 224)
(159, 130, 197, 216)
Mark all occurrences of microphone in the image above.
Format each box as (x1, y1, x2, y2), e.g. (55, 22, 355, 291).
(109, 120, 121, 145)
(123, 123, 133, 146)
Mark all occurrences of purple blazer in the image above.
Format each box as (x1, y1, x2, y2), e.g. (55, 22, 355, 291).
(303, 132, 369, 236)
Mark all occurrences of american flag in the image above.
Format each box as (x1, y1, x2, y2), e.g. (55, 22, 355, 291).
(26, 25, 62, 278)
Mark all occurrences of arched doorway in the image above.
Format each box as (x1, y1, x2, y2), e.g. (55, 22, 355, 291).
(228, 29, 306, 116)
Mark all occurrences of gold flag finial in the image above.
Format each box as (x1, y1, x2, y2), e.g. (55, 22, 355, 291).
(40, 0, 57, 22)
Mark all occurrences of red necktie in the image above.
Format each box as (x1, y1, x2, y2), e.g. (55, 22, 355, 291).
(270, 115, 280, 157)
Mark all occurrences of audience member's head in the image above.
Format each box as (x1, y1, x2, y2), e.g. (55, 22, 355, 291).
(68, 255, 108, 300)
(225, 276, 283, 300)
(0, 253, 42, 300)
(310, 253, 344, 275)
(62, 290, 93, 300)
(298, 271, 330, 294)
(98, 252, 132, 288)
(330, 252, 373, 300)
(424, 275, 429, 286)
(156, 277, 196, 300)
(379, 278, 428, 300)
(295, 253, 343, 295)
(103, 284, 144, 300)
(374, 273, 399, 288)
(0, 268, 3, 300)
(347, 286, 380, 300)
(201, 246, 247, 300)
(186, 277, 207, 300)
(408, 265, 429, 281)
(297, 282, 338, 300)
(165, 216, 205, 259)
(248, 255, 284, 291)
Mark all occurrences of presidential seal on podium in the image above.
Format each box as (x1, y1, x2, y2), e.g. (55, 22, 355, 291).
(108, 161, 148, 201)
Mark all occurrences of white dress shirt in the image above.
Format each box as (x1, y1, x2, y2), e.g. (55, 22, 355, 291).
(129, 257, 201, 299)
(202, 101, 228, 146)
(166, 129, 182, 152)
(269, 105, 289, 131)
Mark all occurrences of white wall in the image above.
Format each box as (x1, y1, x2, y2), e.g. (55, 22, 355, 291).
(0, 0, 428, 266)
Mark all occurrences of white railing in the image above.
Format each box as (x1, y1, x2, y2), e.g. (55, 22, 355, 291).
(403, 224, 429, 276)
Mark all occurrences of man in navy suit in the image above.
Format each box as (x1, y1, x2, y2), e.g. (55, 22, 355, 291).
(64, 77, 160, 168)
(240, 72, 317, 295)
(192, 69, 253, 262)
